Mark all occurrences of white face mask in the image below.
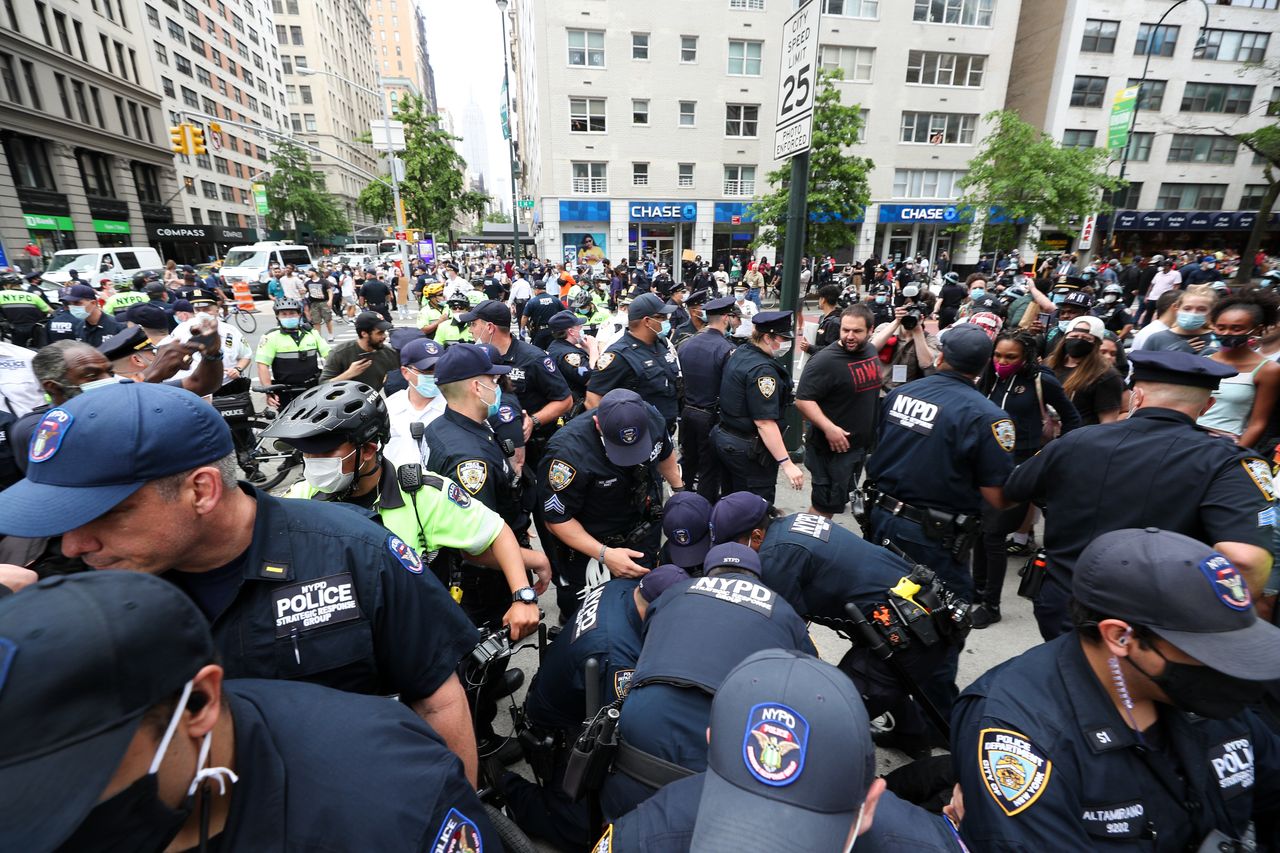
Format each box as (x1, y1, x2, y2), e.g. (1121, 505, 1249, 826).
(774, 338, 792, 358)
(302, 447, 357, 494)
(156, 680, 238, 796)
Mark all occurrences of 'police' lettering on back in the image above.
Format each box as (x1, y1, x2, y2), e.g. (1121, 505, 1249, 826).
(273, 573, 361, 638)
(687, 576, 774, 615)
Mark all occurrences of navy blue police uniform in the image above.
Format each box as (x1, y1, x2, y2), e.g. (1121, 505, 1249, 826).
(676, 297, 737, 502)
(43, 305, 84, 344)
(523, 288, 563, 349)
(488, 330, 572, 458)
(669, 289, 709, 347)
(712, 311, 795, 506)
(545, 310, 593, 403)
(600, 546, 815, 820)
(589, 333, 682, 430)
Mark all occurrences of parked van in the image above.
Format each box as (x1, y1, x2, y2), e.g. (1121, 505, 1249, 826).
(219, 242, 313, 297)
(42, 246, 164, 285)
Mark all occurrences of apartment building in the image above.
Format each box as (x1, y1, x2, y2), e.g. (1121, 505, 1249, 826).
(369, 0, 436, 115)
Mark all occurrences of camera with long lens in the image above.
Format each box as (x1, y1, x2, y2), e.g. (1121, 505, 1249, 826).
(901, 305, 923, 330)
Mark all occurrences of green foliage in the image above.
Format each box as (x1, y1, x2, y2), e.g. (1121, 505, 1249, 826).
(955, 110, 1124, 250)
(357, 94, 490, 237)
(262, 140, 351, 241)
(484, 209, 512, 224)
(749, 69, 872, 255)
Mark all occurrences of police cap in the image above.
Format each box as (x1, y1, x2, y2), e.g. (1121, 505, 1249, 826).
(939, 323, 993, 374)
(662, 491, 713, 568)
(1128, 350, 1237, 390)
(628, 293, 676, 322)
(595, 388, 655, 467)
(703, 542, 762, 576)
(399, 337, 444, 370)
(709, 491, 771, 545)
(638, 564, 691, 603)
(434, 342, 512, 385)
(60, 284, 97, 303)
(1053, 275, 1086, 290)
(752, 311, 793, 339)
(172, 299, 194, 314)
(547, 309, 584, 332)
(187, 288, 218, 306)
(686, 289, 710, 307)
(704, 296, 736, 315)
(97, 325, 154, 361)
(1061, 290, 1095, 310)
(126, 302, 171, 331)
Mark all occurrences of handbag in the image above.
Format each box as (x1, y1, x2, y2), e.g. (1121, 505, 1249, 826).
(1034, 372, 1060, 445)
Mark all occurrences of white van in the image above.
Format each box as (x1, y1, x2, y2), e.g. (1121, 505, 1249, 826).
(219, 242, 313, 297)
(42, 246, 164, 285)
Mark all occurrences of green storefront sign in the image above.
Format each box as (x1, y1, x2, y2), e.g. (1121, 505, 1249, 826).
(1108, 85, 1140, 154)
(252, 183, 269, 215)
(92, 219, 130, 235)
(23, 214, 74, 231)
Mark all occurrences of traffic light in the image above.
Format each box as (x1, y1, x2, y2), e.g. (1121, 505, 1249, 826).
(169, 124, 189, 155)
(189, 126, 207, 156)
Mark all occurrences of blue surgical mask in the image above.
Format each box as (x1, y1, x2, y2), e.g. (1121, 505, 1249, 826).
(280, 316, 300, 329)
(415, 374, 439, 398)
(875, 296, 886, 304)
(969, 288, 986, 301)
(1176, 311, 1207, 331)
(480, 382, 501, 418)
(1057, 319, 1072, 332)
(69, 305, 90, 320)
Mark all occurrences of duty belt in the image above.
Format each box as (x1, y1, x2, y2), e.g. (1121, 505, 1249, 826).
(717, 423, 756, 440)
(874, 493, 931, 526)
(612, 739, 696, 791)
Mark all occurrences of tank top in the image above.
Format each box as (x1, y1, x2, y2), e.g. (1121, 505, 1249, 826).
(1196, 360, 1265, 436)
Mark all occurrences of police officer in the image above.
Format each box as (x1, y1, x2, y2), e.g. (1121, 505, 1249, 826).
(0, 268, 53, 347)
(677, 295, 737, 501)
(666, 282, 691, 330)
(546, 309, 594, 406)
(865, 324, 1015, 602)
(522, 279, 563, 348)
(538, 388, 684, 618)
(713, 310, 802, 505)
(586, 292, 682, 434)
(0, 381, 486, 783)
(43, 287, 85, 344)
(1094, 282, 1134, 339)
(1005, 350, 1277, 640)
(101, 272, 151, 317)
(953, 529, 1280, 852)
(669, 288, 709, 347)
(0, 571, 503, 853)
(435, 293, 474, 345)
(504, 565, 690, 850)
(253, 297, 329, 409)
(54, 282, 124, 347)
(660, 490, 713, 574)
(599, 543, 816, 820)
(97, 324, 225, 396)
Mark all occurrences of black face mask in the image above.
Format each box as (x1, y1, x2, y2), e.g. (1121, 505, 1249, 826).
(1064, 338, 1095, 359)
(56, 773, 192, 853)
(1217, 333, 1251, 350)
(1132, 645, 1264, 720)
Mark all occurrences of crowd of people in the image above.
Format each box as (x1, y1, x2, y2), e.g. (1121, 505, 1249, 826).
(0, 240, 1279, 852)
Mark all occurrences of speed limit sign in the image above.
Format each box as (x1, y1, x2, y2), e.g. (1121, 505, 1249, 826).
(773, 1, 821, 160)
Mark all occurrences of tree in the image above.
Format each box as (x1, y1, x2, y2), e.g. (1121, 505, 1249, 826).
(484, 209, 512, 224)
(954, 110, 1123, 252)
(1230, 125, 1279, 283)
(750, 69, 872, 258)
(358, 94, 490, 243)
(262, 140, 351, 242)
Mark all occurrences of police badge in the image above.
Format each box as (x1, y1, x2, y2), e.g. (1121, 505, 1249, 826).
(597, 352, 616, 370)
(756, 376, 777, 398)
(978, 728, 1052, 816)
(456, 460, 488, 494)
(547, 459, 576, 491)
(1241, 458, 1276, 502)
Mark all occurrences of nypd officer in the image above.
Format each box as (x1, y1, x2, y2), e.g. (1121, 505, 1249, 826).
(538, 388, 684, 618)
(0, 571, 502, 853)
(670, 288, 709, 347)
(522, 278, 563, 349)
(0, 381, 486, 784)
(1005, 350, 1277, 640)
(677, 295, 737, 501)
(586, 292, 682, 433)
(865, 323, 1015, 601)
(713, 310, 802, 504)
(504, 565, 689, 850)
(600, 543, 816, 820)
(953, 529, 1280, 852)
(545, 308, 594, 405)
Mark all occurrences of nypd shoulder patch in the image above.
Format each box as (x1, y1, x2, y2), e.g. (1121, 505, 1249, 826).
(497, 404, 517, 424)
(446, 482, 472, 508)
(387, 534, 423, 574)
(565, 352, 583, 367)
(1241, 458, 1276, 502)
(28, 408, 73, 463)
(591, 825, 613, 853)
(978, 727, 1052, 816)
(456, 460, 488, 495)
(613, 668, 635, 700)
(597, 352, 616, 370)
(430, 807, 482, 853)
(742, 702, 808, 786)
(756, 375, 777, 398)
(543, 356, 557, 374)
(548, 459, 576, 491)
(1198, 553, 1251, 611)
(992, 419, 1016, 453)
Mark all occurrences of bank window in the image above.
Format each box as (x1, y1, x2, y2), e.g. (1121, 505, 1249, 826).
(4, 134, 57, 190)
(1128, 78, 1166, 110)
(77, 149, 115, 196)
(1061, 129, 1095, 148)
(679, 100, 696, 127)
(567, 29, 604, 67)
(819, 45, 873, 82)
(632, 98, 649, 125)
(569, 97, 606, 133)
(725, 104, 759, 137)
(892, 168, 964, 199)
(1125, 132, 1153, 162)
(730, 0, 765, 8)
(571, 161, 607, 194)
(900, 111, 976, 144)
(681, 35, 698, 63)
(1167, 134, 1238, 164)
(678, 163, 694, 187)
(1070, 75, 1107, 107)
(724, 165, 755, 196)
(1198, 29, 1269, 62)
(905, 50, 984, 86)
(824, 0, 878, 18)
(1156, 183, 1226, 210)
(1081, 19, 1118, 53)
(1181, 82, 1254, 113)
(727, 40, 763, 76)
(913, 0, 994, 27)
(632, 32, 648, 60)
(1134, 23, 1178, 56)
(632, 162, 649, 186)
(1240, 184, 1267, 209)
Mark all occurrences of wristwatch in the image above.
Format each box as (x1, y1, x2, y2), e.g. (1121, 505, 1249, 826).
(512, 586, 537, 604)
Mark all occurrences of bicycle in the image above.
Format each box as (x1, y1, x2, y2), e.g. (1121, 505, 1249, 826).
(221, 302, 258, 335)
(219, 382, 310, 490)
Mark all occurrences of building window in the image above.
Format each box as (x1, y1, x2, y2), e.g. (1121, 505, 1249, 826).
(175, 55, 192, 75)
(571, 161, 607, 194)
(207, 210, 223, 226)
(679, 100, 696, 126)
(632, 32, 649, 60)
(1128, 78, 1166, 110)
(52, 10, 71, 53)
(824, 0, 879, 17)
(180, 86, 198, 107)
(1198, 30, 1270, 63)
(1156, 183, 1227, 210)
(1124, 132, 1153, 162)
(727, 40, 763, 76)
(154, 40, 168, 65)
(1103, 182, 1143, 209)
(681, 35, 698, 63)
(201, 179, 217, 198)
(213, 155, 229, 174)
(70, 80, 90, 123)
(4, 134, 57, 189)
(280, 54, 291, 73)
(729, 0, 765, 8)
(1167, 134, 1238, 164)
(904, 50, 985, 86)
(725, 104, 760, 137)
(567, 29, 604, 67)
(295, 55, 307, 68)
(1070, 75, 1108, 107)
(678, 163, 694, 187)
(190, 207, 202, 224)
(77, 149, 115, 196)
(20, 61, 39, 109)
(1181, 82, 1255, 113)
(1061, 129, 1096, 149)
(3, 0, 18, 32)
(220, 184, 235, 202)
(900, 111, 976, 144)
(632, 98, 649, 125)
(724, 165, 756, 196)
(1223, 0, 1278, 6)
(289, 113, 301, 131)
(53, 73, 70, 118)
(1240, 184, 1268, 209)
(289, 25, 302, 45)
(303, 113, 316, 132)
(0, 52, 19, 104)
(196, 66, 211, 86)
(1081, 19, 1119, 53)
(299, 85, 312, 104)
(569, 97, 606, 132)
(132, 162, 163, 204)
(1134, 23, 1178, 56)
(891, 168, 964, 199)
(912, 0, 994, 27)
(35, 2, 51, 45)
(819, 45, 874, 82)
(632, 162, 649, 186)
(189, 33, 205, 56)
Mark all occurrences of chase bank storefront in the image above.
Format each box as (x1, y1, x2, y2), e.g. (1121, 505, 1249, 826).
(874, 204, 967, 264)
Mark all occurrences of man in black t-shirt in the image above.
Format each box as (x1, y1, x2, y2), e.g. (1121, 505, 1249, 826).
(794, 303, 882, 518)
(359, 272, 393, 322)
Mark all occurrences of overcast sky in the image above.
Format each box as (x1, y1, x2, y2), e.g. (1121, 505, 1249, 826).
(417, 0, 511, 203)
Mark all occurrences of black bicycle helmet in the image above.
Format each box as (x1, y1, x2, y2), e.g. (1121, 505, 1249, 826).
(263, 381, 390, 449)
(273, 297, 304, 313)
(0, 268, 21, 287)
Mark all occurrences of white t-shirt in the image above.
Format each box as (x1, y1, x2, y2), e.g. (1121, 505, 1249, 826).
(1130, 319, 1169, 351)
(732, 298, 758, 338)
(1146, 270, 1182, 301)
(341, 275, 357, 300)
(384, 388, 448, 468)
(0, 342, 42, 416)
(509, 277, 533, 301)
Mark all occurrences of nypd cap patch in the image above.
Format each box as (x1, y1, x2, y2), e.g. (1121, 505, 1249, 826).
(1198, 553, 1251, 611)
(742, 702, 808, 786)
(387, 534, 423, 574)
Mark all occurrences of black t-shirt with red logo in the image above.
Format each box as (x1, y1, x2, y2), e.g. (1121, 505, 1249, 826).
(796, 341, 881, 451)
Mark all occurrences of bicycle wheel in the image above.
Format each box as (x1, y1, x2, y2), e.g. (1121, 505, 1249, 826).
(234, 308, 257, 335)
(241, 416, 300, 491)
(482, 804, 539, 853)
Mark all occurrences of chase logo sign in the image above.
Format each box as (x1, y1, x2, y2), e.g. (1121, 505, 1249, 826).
(742, 702, 808, 786)
(629, 201, 698, 222)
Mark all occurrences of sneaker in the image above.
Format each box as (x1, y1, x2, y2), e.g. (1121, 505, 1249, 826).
(970, 604, 1002, 629)
(1005, 537, 1035, 557)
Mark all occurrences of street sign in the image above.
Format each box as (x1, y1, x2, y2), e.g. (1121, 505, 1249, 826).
(251, 183, 269, 215)
(773, 1, 821, 161)
(391, 156, 405, 182)
(394, 230, 407, 241)
(1079, 213, 1097, 245)
(1108, 85, 1140, 154)
(370, 119, 406, 152)
(517, 198, 535, 209)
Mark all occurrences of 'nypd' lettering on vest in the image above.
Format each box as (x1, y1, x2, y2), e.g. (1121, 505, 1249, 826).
(272, 573, 361, 638)
(689, 576, 774, 614)
(887, 394, 939, 436)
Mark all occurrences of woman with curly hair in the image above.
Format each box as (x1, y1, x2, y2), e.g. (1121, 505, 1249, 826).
(1196, 290, 1280, 449)
(1047, 315, 1124, 425)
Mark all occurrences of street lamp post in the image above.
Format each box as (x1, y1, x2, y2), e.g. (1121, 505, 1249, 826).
(495, 0, 522, 265)
(1102, 0, 1210, 253)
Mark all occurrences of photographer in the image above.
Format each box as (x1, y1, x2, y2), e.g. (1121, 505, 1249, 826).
(871, 302, 939, 392)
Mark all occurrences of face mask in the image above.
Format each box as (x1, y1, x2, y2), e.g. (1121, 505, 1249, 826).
(969, 289, 986, 301)
(1176, 311, 1206, 331)
(774, 338, 792, 358)
(993, 360, 1022, 380)
(80, 376, 122, 394)
(1216, 333, 1251, 350)
(1102, 294, 1117, 304)
(1057, 319, 1072, 332)
(414, 374, 439, 398)
(478, 382, 501, 419)
(1064, 338, 1095, 359)
(734, 291, 747, 300)
(69, 305, 90, 320)
(303, 447, 356, 494)
(874, 296, 886, 304)
(280, 316, 300, 329)
(1131, 645, 1264, 720)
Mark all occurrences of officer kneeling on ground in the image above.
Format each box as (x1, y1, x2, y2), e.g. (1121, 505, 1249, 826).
(0, 572, 501, 853)
(953, 528, 1280, 851)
